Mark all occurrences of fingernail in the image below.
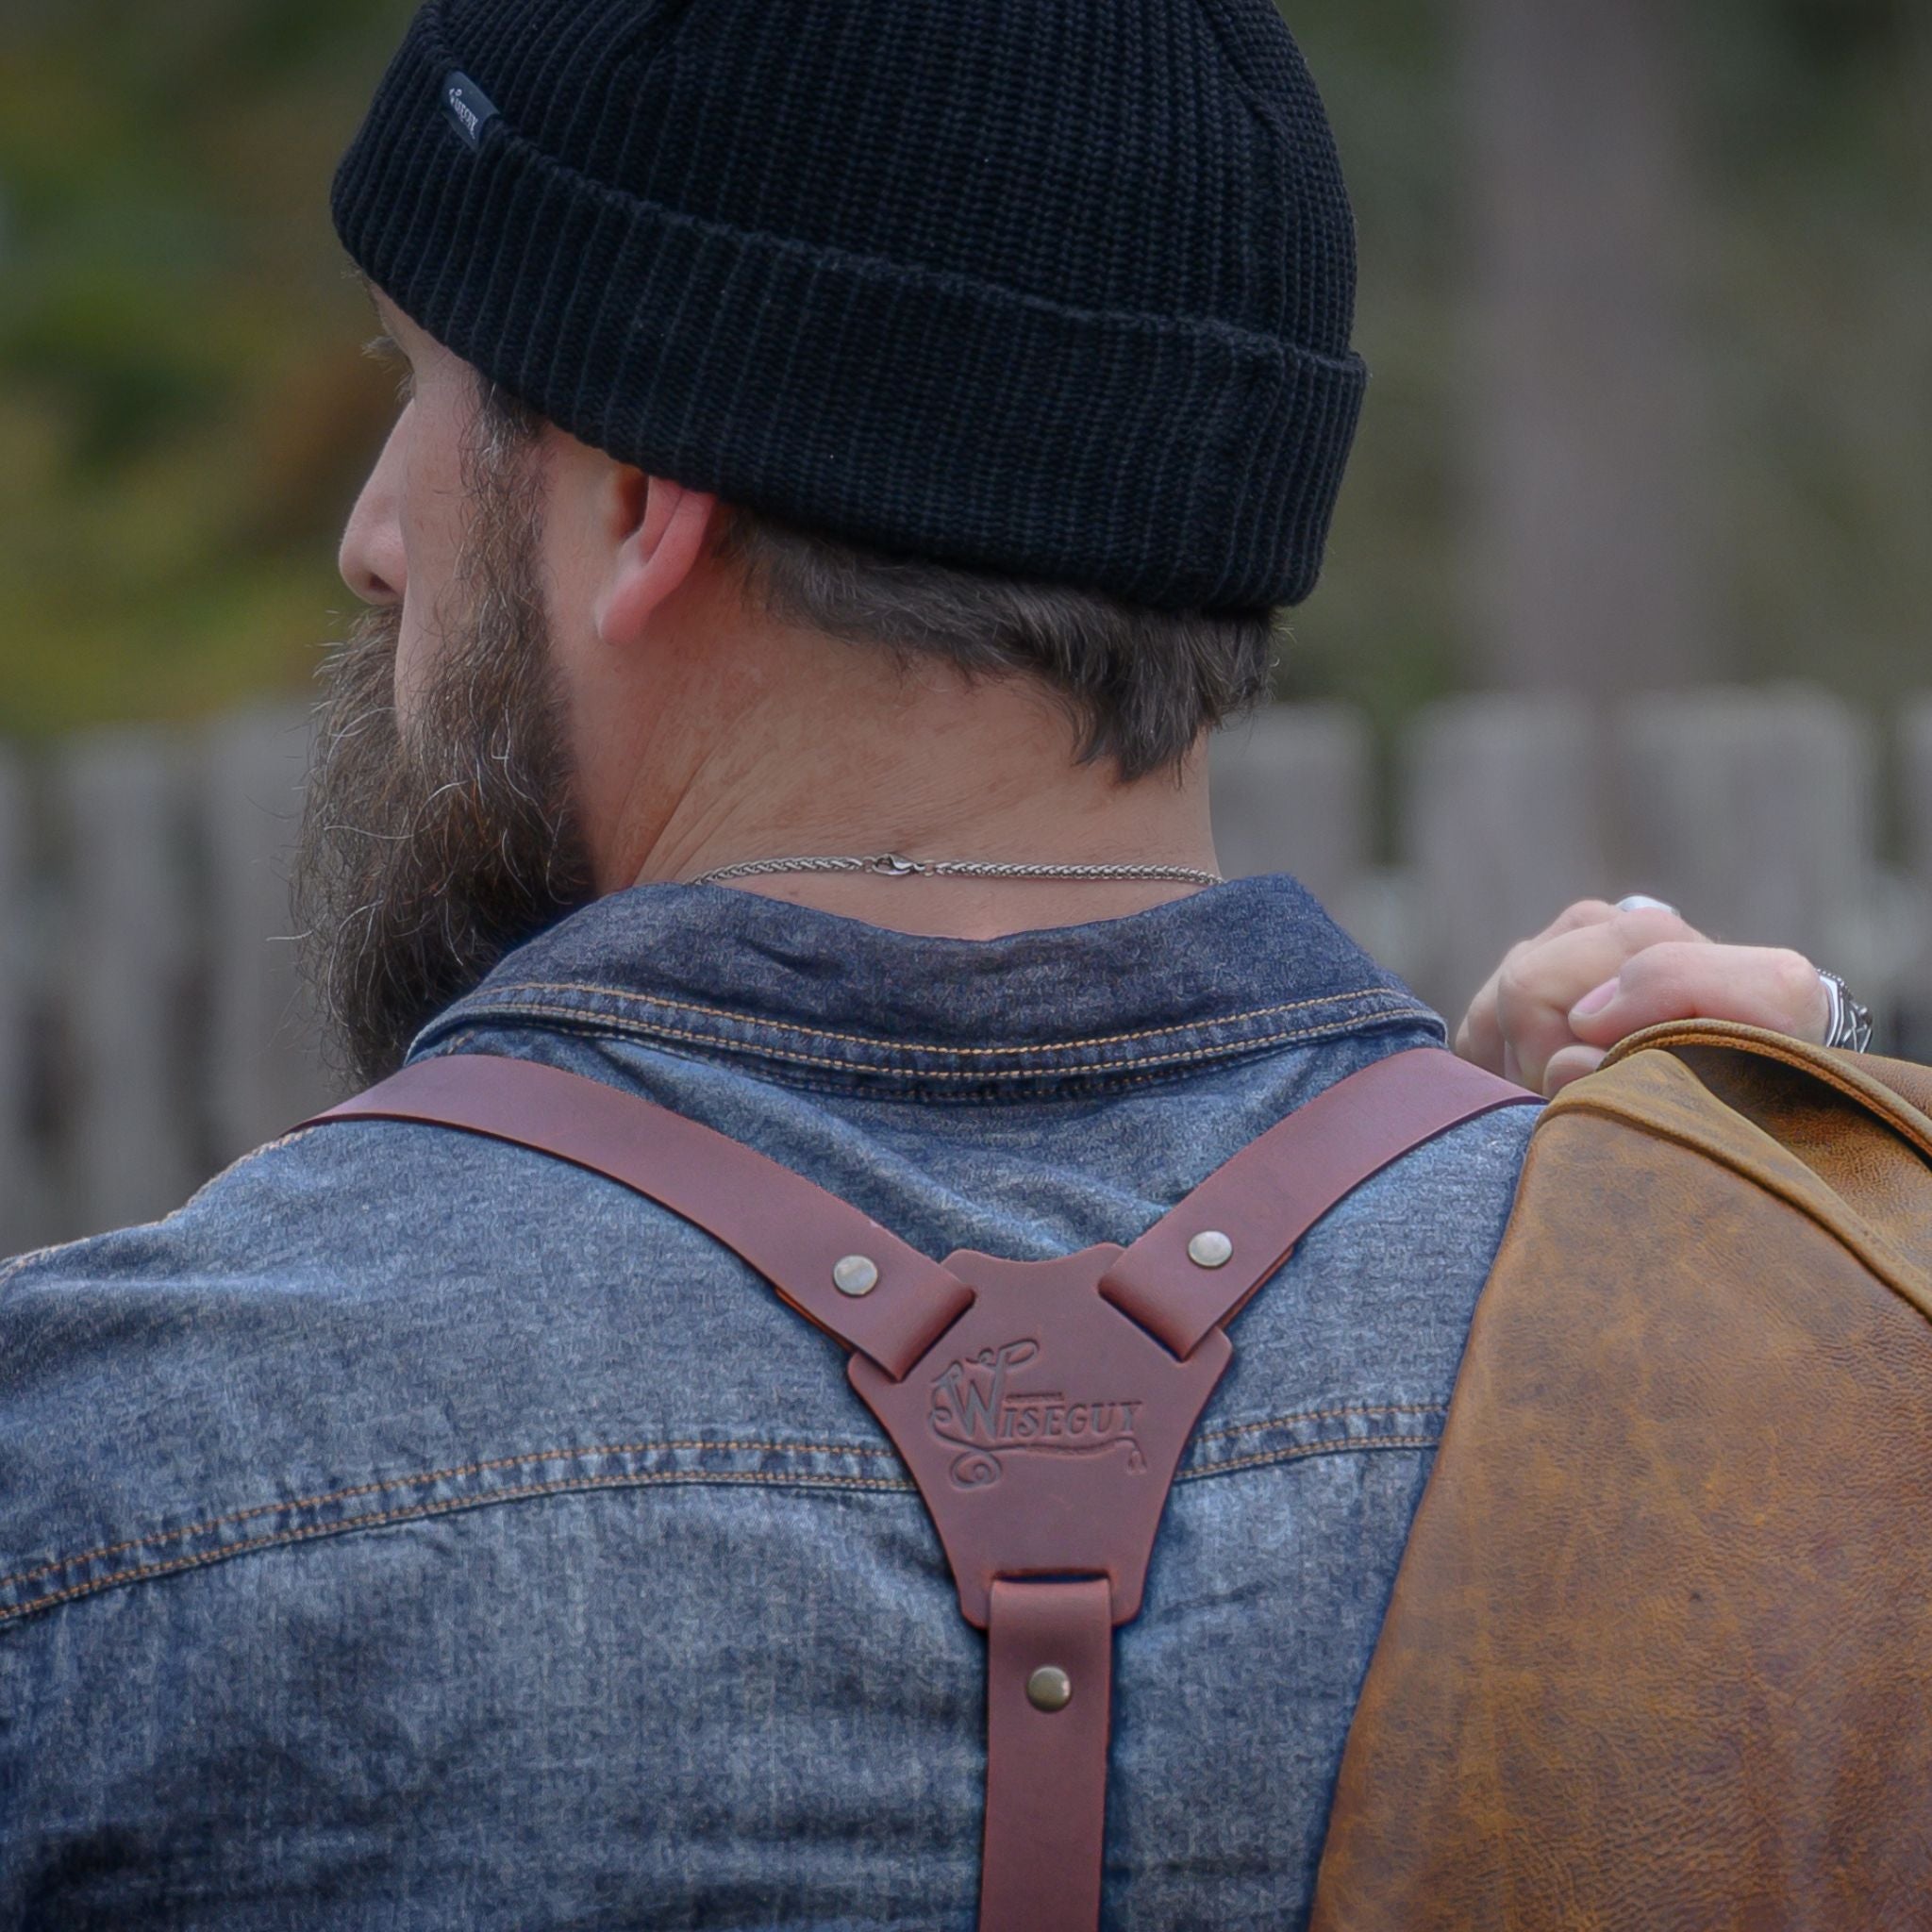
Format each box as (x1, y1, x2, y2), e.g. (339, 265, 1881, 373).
(1572, 978, 1619, 1019)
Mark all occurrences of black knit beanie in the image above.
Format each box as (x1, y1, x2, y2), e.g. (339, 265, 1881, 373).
(332, 0, 1366, 613)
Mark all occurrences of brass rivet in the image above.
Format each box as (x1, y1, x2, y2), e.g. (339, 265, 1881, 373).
(1187, 1230, 1233, 1270)
(1026, 1666, 1073, 1713)
(833, 1254, 880, 1297)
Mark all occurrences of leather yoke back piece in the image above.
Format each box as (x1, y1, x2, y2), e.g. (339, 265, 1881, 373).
(305, 1046, 1530, 1931)
(1311, 1021, 1932, 1932)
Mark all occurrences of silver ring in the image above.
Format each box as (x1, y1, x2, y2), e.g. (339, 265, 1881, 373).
(1818, 970, 1874, 1053)
(1615, 894, 1678, 918)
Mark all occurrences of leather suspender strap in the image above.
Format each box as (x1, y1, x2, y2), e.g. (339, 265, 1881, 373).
(302, 1056, 974, 1381)
(979, 1578, 1114, 1930)
(1100, 1048, 1534, 1359)
(305, 1047, 1529, 1382)
(299, 1044, 1536, 1932)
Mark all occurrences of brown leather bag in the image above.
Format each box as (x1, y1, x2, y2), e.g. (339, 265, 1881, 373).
(1311, 1020, 1932, 1931)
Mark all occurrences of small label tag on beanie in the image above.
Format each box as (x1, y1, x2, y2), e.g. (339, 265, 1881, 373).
(442, 71, 500, 150)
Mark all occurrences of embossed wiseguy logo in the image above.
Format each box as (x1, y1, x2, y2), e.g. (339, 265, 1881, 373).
(928, 1339, 1146, 1490)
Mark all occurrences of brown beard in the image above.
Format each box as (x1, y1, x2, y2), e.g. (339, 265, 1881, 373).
(293, 413, 594, 1090)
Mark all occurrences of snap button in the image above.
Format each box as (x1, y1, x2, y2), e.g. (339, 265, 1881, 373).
(1026, 1666, 1073, 1713)
(833, 1255, 880, 1297)
(1187, 1230, 1233, 1270)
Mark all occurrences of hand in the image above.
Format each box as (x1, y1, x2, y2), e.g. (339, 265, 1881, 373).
(1455, 899, 1833, 1097)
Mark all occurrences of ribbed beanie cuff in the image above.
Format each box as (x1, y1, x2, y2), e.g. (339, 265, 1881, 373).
(333, 1, 1368, 612)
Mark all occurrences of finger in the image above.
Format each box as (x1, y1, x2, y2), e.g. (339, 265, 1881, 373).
(1457, 900, 1624, 1074)
(1502, 1034, 1525, 1091)
(1457, 939, 1531, 1075)
(1534, 898, 1628, 943)
(1568, 943, 1831, 1047)
(1492, 908, 1708, 1091)
(1541, 1041, 1607, 1097)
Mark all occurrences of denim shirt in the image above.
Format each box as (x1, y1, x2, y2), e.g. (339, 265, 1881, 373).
(0, 876, 1533, 1930)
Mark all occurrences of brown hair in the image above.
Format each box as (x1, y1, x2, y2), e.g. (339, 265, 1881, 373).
(480, 377, 1277, 781)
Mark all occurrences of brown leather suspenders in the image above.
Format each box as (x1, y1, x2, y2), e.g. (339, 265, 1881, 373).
(305, 1046, 1532, 1929)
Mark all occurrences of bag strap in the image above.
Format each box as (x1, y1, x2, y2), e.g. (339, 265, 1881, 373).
(301, 1044, 1534, 1931)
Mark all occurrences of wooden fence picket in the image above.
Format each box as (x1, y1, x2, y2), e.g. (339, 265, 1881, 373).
(1891, 700, 1932, 1036)
(200, 706, 338, 1166)
(1401, 695, 1610, 1019)
(0, 749, 43, 1257)
(55, 727, 204, 1240)
(1210, 703, 1371, 910)
(1618, 690, 1880, 983)
(3, 688, 1927, 1254)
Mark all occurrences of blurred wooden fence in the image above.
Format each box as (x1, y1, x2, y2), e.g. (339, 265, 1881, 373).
(5, 687, 1930, 1258)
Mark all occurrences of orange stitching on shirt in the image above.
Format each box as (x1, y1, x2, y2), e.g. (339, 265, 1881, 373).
(451, 981, 1417, 1058)
(1181, 1433, 1441, 1480)
(1193, 1401, 1447, 1445)
(0, 1414, 1445, 1617)
(0, 1437, 1442, 1624)
(393, 1003, 1426, 1084)
(0, 1468, 922, 1626)
(4, 1398, 1437, 1591)
(0, 1439, 901, 1593)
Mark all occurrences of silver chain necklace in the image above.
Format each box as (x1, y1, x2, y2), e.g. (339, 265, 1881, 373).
(688, 852, 1224, 888)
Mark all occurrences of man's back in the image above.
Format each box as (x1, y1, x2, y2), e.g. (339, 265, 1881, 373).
(0, 877, 1528, 1927)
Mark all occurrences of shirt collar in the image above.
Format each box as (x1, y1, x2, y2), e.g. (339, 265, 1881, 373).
(412, 874, 1441, 1097)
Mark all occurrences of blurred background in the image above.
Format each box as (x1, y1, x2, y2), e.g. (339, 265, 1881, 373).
(3, 0, 1931, 1247)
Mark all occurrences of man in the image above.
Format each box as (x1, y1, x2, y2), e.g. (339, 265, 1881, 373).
(0, 2, 1844, 1924)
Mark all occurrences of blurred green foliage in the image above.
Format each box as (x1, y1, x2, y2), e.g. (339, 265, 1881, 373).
(1688, 0, 1932, 705)
(1293, 0, 1932, 735)
(0, 0, 407, 735)
(0, 1, 1928, 737)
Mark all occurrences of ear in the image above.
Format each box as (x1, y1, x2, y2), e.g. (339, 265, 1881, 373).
(593, 471, 720, 650)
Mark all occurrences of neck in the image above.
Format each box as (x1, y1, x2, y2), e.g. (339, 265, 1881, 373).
(594, 624, 1220, 941)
